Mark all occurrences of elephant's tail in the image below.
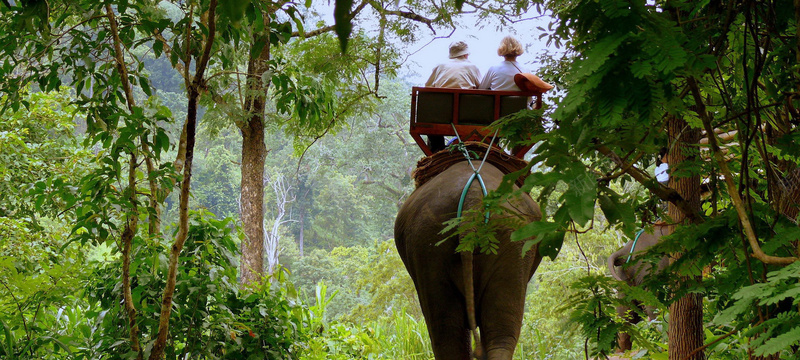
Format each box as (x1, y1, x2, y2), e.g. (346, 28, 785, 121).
(608, 248, 629, 282)
(460, 250, 483, 359)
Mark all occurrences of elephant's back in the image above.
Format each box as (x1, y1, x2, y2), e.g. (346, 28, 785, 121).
(395, 161, 539, 251)
(411, 142, 529, 188)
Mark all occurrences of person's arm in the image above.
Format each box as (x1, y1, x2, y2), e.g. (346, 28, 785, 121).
(468, 65, 482, 89)
(425, 66, 440, 87)
(478, 68, 492, 89)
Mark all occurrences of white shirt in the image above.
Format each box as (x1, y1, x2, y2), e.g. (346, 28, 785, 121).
(655, 163, 669, 183)
(479, 60, 529, 91)
(425, 58, 481, 89)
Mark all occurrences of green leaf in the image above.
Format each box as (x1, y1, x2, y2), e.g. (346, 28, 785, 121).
(754, 327, 800, 357)
(514, 221, 565, 260)
(0, 318, 13, 355)
(155, 130, 170, 154)
(39, 336, 73, 355)
(139, 75, 152, 97)
(153, 38, 164, 58)
(333, 0, 353, 53)
(562, 164, 597, 226)
(538, 230, 565, 260)
(219, 0, 251, 26)
(511, 220, 560, 242)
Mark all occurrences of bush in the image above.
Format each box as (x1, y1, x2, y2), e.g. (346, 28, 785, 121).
(86, 210, 307, 359)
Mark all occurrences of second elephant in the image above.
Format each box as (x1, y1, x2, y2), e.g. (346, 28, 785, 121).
(607, 224, 669, 352)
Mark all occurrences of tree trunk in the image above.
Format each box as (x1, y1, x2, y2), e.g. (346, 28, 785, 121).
(666, 116, 705, 360)
(150, 85, 200, 360)
(238, 31, 270, 285)
(120, 153, 142, 359)
(298, 210, 305, 257)
(106, 7, 143, 356)
(149, 2, 217, 357)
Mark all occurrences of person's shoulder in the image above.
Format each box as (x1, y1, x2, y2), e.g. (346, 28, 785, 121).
(511, 61, 530, 72)
(487, 63, 504, 71)
(429, 62, 447, 71)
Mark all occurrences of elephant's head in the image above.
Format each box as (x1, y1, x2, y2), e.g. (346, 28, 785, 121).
(607, 224, 669, 353)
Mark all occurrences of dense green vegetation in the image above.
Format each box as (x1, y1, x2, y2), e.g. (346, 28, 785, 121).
(1, 0, 800, 359)
(0, 85, 597, 359)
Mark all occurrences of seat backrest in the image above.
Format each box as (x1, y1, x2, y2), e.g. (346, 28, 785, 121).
(499, 96, 528, 118)
(416, 92, 453, 124)
(458, 94, 495, 125)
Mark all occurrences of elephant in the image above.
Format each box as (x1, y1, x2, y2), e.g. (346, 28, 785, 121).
(394, 158, 543, 360)
(606, 224, 669, 352)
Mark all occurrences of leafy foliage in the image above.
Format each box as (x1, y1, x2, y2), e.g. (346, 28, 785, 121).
(87, 211, 306, 359)
(713, 261, 800, 358)
(509, 0, 800, 356)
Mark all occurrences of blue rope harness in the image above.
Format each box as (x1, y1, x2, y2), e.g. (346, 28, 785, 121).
(451, 124, 498, 224)
(626, 229, 646, 263)
(457, 172, 489, 223)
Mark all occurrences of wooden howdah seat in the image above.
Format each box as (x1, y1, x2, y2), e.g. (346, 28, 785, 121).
(409, 86, 543, 158)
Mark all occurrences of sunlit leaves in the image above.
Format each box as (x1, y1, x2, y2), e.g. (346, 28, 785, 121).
(561, 275, 651, 357)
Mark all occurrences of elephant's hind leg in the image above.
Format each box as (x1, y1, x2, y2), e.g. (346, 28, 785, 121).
(477, 278, 528, 360)
(416, 280, 471, 360)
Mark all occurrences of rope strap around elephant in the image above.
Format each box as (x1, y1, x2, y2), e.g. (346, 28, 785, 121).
(626, 229, 646, 264)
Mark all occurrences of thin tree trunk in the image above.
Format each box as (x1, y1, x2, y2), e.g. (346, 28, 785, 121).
(238, 30, 270, 285)
(106, 7, 142, 356)
(666, 116, 704, 360)
(149, 2, 217, 358)
(149, 86, 199, 360)
(120, 153, 142, 358)
(298, 211, 305, 257)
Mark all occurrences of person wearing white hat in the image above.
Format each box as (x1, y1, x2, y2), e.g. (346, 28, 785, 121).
(423, 41, 481, 152)
(424, 41, 481, 89)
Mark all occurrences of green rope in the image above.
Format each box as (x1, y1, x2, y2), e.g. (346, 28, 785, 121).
(457, 172, 490, 223)
(626, 229, 646, 263)
(450, 124, 498, 224)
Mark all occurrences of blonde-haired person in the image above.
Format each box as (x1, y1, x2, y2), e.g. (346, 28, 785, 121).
(479, 36, 529, 91)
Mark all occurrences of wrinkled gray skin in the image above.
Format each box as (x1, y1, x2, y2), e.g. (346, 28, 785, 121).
(607, 225, 669, 352)
(394, 161, 543, 360)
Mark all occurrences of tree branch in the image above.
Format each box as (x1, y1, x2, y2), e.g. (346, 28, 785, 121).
(687, 76, 796, 265)
(106, 6, 143, 356)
